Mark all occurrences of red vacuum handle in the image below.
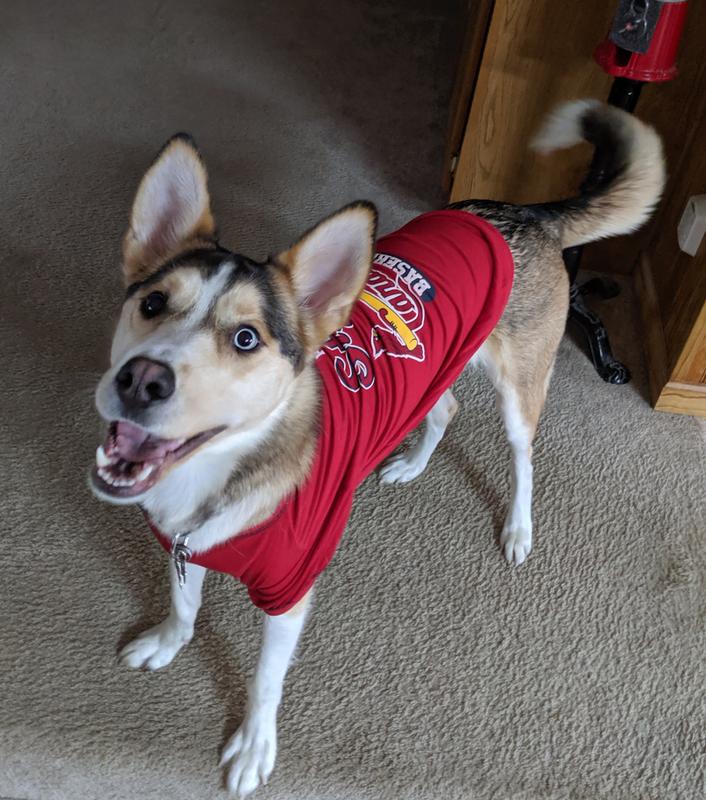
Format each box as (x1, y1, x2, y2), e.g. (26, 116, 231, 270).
(594, 0, 688, 83)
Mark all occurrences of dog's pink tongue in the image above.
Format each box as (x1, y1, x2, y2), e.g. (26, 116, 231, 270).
(108, 421, 178, 463)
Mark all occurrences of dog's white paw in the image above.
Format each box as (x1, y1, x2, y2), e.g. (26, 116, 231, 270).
(379, 451, 428, 484)
(119, 618, 192, 671)
(500, 523, 532, 566)
(220, 711, 277, 798)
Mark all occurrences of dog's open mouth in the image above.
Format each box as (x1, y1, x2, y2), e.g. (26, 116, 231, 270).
(91, 421, 224, 499)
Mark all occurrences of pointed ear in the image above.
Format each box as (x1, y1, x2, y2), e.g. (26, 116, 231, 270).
(122, 134, 215, 283)
(278, 202, 377, 343)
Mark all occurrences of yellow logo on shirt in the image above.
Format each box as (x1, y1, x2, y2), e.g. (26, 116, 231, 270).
(359, 291, 419, 352)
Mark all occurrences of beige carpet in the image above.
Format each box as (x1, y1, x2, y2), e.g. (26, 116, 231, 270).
(1, 1, 705, 799)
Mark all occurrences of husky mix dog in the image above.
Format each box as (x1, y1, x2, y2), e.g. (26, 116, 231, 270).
(90, 100, 664, 796)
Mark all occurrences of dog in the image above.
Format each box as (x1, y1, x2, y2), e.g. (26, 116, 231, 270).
(90, 99, 664, 796)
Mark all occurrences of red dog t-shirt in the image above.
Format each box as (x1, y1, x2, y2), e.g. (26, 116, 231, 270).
(149, 210, 514, 614)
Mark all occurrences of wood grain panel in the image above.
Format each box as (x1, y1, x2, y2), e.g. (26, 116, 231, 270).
(636, 254, 706, 416)
(627, 1, 706, 409)
(655, 382, 706, 418)
(635, 227, 706, 415)
(635, 254, 669, 404)
(449, 0, 615, 205)
(673, 302, 706, 385)
(663, 248, 706, 374)
(447, 0, 706, 416)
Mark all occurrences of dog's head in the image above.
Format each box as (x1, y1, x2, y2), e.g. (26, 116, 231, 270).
(91, 134, 377, 504)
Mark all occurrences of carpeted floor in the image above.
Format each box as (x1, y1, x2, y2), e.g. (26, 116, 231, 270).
(1, 2, 705, 799)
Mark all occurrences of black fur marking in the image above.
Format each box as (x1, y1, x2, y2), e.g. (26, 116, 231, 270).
(125, 246, 232, 297)
(447, 199, 555, 242)
(155, 132, 202, 161)
(579, 113, 628, 192)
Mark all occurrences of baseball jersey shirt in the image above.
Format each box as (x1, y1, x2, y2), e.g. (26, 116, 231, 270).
(149, 210, 514, 614)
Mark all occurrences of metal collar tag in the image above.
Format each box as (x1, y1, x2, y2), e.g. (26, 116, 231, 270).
(171, 532, 192, 587)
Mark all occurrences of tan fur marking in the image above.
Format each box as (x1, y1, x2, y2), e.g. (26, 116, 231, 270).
(485, 262, 568, 438)
(153, 269, 204, 311)
(213, 282, 268, 334)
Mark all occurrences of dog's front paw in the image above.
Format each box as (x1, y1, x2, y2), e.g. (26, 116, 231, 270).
(379, 451, 428, 484)
(119, 618, 193, 671)
(220, 711, 277, 797)
(500, 523, 532, 566)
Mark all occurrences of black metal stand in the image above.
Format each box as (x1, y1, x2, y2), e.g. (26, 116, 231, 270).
(563, 77, 644, 384)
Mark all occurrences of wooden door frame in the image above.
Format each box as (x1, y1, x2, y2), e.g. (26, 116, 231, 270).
(442, 0, 494, 195)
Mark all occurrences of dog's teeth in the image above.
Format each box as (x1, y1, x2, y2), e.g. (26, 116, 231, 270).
(96, 446, 111, 468)
(97, 466, 137, 488)
(137, 464, 155, 481)
(97, 455, 157, 490)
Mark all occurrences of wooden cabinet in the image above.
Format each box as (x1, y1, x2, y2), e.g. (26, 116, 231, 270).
(448, 0, 616, 207)
(447, 0, 706, 417)
(633, 33, 706, 417)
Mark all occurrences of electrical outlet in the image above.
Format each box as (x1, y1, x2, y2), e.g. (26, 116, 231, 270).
(677, 195, 706, 257)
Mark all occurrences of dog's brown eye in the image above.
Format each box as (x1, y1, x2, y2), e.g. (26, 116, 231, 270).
(233, 325, 260, 352)
(140, 291, 167, 319)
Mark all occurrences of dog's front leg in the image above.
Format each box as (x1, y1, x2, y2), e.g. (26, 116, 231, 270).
(221, 590, 312, 797)
(119, 561, 207, 670)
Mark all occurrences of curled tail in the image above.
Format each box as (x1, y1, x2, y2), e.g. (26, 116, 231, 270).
(531, 99, 665, 249)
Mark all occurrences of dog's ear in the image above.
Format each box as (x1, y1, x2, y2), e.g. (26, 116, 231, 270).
(122, 134, 215, 284)
(278, 201, 377, 343)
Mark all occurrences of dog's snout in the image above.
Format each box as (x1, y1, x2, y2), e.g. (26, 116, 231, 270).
(115, 357, 175, 412)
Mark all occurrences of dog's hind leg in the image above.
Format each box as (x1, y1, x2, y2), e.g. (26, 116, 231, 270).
(495, 374, 537, 566)
(379, 388, 458, 484)
(474, 309, 563, 566)
(119, 561, 207, 670)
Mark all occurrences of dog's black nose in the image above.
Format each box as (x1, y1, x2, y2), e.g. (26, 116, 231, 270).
(115, 357, 175, 412)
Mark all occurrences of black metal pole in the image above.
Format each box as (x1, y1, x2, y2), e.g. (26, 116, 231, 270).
(607, 76, 644, 111)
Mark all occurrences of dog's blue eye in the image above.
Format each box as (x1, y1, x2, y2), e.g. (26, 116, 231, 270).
(233, 325, 260, 352)
(140, 291, 167, 319)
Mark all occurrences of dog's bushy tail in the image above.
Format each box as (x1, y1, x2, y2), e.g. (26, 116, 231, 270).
(530, 99, 665, 249)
